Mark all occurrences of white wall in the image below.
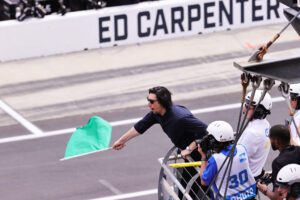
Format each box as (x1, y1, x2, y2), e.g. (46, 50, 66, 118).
(0, 0, 286, 62)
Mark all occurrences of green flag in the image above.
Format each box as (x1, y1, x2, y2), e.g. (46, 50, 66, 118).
(64, 116, 112, 159)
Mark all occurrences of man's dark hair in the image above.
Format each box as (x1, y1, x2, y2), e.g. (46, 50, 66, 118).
(148, 86, 172, 109)
(269, 124, 291, 145)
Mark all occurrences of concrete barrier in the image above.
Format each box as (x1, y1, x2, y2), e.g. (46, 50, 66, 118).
(0, 0, 286, 62)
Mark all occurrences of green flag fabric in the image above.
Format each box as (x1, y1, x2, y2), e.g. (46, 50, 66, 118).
(64, 116, 112, 158)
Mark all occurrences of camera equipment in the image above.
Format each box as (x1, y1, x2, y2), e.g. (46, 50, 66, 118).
(258, 172, 272, 185)
(195, 135, 215, 153)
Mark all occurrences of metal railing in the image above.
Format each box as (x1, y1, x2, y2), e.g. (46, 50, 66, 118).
(157, 146, 209, 200)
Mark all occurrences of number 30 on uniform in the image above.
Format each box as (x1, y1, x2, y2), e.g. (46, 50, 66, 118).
(228, 170, 249, 189)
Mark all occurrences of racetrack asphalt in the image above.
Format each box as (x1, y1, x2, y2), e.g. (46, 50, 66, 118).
(0, 22, 299, 199)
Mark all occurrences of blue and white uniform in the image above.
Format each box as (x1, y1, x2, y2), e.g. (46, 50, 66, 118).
(202, 144, 256, 200)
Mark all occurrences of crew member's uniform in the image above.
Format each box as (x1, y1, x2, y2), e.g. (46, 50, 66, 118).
(238, 119, 271, 179)
(202, 144, 256, 200)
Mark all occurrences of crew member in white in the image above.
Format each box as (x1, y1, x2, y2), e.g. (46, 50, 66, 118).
(238, 90, 272, 180)
(198, 121, 256, 200)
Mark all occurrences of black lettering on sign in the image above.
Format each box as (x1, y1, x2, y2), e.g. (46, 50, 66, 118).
(153, 9, 168, 36)
(114, 14, 128, 41)
(219, 0, 233, 26)
(171, 7, 184, 33)
(99, 16, 111, 43)
(237, 0, 248, 23)
(252, 0, 263, 21)
(138, 11, 151, 37)
(204, 2, 216, 28)
(188, 4, 200, 31)
(267, 0, 280, 19)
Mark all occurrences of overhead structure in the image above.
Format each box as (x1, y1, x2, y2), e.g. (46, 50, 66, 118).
(234, 52, 300, 84)
(278, 0, 300, 35)
(284, 8, 300, 35)
(278, 0, 300, 8)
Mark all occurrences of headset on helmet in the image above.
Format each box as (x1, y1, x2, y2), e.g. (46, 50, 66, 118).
(207, 121, 234, 142)
(245, 90, 272, 119)
(290, 83, 300, 110)
(277, 164, 300, 185)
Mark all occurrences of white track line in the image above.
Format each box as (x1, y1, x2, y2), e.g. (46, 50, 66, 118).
(0, 100, 43, 135)
(0, 97, 284, 144)
(98, 179, 123, 195)
(89, 189, 157, 200)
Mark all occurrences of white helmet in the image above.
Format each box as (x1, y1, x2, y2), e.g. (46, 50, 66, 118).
(245, 90, 272, 111)
(207, 121, 234, 142)
(277, 164, 300, 185)
(290, 83, 300, 96)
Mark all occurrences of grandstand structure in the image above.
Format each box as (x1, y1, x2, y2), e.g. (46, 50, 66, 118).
(0, 0, 154, 21)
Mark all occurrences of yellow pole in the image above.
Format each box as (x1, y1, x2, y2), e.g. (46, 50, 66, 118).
(169, 161, 201, 168)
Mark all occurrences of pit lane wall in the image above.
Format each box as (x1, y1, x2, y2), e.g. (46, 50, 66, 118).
(0, 0, 287, 62)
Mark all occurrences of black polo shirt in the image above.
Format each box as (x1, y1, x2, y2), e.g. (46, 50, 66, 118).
(134, 105, 207, 150)
(271, 145, 300, 188)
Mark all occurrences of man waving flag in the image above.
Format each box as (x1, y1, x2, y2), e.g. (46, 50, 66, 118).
(62, 116, 112, 161)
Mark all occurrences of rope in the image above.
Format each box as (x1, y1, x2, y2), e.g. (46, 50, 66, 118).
(236, 73, 251, 132)
(237, 75, 262, 134)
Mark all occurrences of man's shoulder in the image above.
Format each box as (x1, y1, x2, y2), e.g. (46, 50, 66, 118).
(144, 111, 156, 118)
(140, 111, 159, 122)
(207, 156, 217, 168)
(171, 105, 193, 118)
(277, 146, 300, 161)
(284, 145, 300, 152)
(212, 151, 225, 162)
(293, 145, 300, 153)
(251, 119, 270, 129)
(244, 119, 270, 136)
(172, 104, 189, 112)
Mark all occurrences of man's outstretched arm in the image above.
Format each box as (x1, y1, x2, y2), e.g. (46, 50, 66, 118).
(112, 127, 140, 150)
